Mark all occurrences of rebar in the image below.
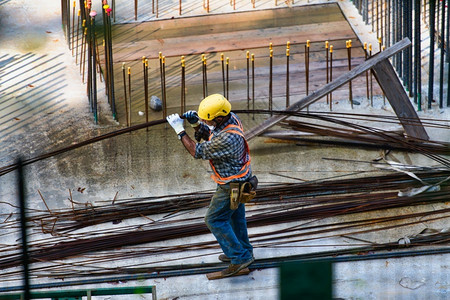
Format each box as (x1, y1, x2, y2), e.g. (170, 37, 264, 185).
(286, 42, 290, 108)
(122, 63, 129, 126)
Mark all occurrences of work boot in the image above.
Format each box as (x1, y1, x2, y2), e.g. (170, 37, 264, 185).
(220, 257, 255, 277)
(218, 254, 231, 262)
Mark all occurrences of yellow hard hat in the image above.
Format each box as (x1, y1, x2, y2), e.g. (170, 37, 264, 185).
(197, 94, 231, 121)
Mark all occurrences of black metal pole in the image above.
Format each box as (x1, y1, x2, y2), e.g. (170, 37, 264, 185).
(387, 0, 391, 47)
(428, 0, 436, 110)
(406, 0, 413, 96)
(347, 40, 353, 109)
(221, 53, 225, 96)
(252, 53, 255, 120)
(329, 45, 333, 111)
(122, 63, 129, 126)
(92, 15, 98, 124)
(71, 1, 75, 54)
(364, 42, 369, 101)
(438, 0, 445, 108)
(226, 57, 229, 99)
(414, 0, 422, 109)
(269, 47, 273, 115)
(247, 51, 250, 110)
(107, 12, 116, 120)
(143, 57, 149, 127)
(326, 41, 330, 104)
(159, 52, 164, 112)
(202, 54, 206, 99)
(162, 56, 167, 119)
(447, 0, 450, 107)
(204, 56, 208, 97)
(181, 57, 186, 114)
(286, 42, 290, 108)
(18, 157, 31, 300)
(87, 12, 92, 111)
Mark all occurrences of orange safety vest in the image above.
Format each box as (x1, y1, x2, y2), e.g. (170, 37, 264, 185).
(208, 116, 251, 185)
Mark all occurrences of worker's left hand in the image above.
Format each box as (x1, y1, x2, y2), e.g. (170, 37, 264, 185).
(183, 110, 200, 127)
(166, 113, 185, 135)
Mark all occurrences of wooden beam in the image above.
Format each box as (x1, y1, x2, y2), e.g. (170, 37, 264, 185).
(372, 59, 429, 140)
(245, 38, 413, 140)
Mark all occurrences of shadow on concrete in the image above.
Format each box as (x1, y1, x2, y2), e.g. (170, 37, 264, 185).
(0, 53, 69, 143)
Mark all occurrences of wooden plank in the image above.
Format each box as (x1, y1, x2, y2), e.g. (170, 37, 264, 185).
(206, 268, 251, 280)
(245, 38, 413, 140)
(113, 4, 344, 41)
(113, 21, 355, 61)
(372, 59, 429, 140)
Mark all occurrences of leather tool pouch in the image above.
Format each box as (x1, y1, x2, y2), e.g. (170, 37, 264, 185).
(229, 183, 240, 210)
(229, 176, 258, 210)
(239, 182, 256, 204)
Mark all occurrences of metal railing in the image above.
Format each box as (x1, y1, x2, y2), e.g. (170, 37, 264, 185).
(351, 0, 450, 110)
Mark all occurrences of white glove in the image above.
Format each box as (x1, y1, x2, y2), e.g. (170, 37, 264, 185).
(166, 113, 185, 135)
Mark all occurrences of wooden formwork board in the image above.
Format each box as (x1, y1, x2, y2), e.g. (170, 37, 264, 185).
(106, 3, 383, 125)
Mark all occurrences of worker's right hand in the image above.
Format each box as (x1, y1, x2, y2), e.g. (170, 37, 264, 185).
(166, 113, 185, 135)
(183, 110, 200, 127)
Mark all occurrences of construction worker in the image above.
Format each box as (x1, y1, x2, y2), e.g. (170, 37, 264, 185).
(166, 94, 256, 277)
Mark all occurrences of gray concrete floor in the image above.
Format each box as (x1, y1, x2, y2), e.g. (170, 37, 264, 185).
(0, 0, 449, 299)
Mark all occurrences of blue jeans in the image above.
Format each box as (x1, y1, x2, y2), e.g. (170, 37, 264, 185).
(205, 183, 253, 265)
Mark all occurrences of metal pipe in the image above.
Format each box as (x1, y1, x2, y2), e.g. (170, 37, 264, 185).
(305, 40, 310, 96)
(107, 12, 116, 120)
(128, 67, 132, 125)
(428, 0, 436, 110)
(226, 57, 229, 99)
(108, 0, 113, 22)
(71, 1, 76, 54)
(252, 53, 255, 120)
(387, 0, 391, 48)
(91, 13, 98, 124)
(329, 45, 333, 111)
(286, 42, 290, 108)
(326, 41, 329, 105)
(1, 247, 449, 293)
(269, 44, 273, 115)
(221, 53, 225, 96)
(414, 0, 421, 107)
(134, 0, 138, 20)
(369, 44, 373, 107)
(76, 9, 80, 64)
(346, 40, 353, 109)
(162, 56, 167, 119)
(439, 0, 445, 108)
(144, 58, 149, 128)
(18, 157, 31, 300)
(447, 1, 450, 107)
(181, 56, 186, 114)
(202, 54, 208, 98)
(95, 33, 103, 83)
(159, 52, 164, 116)
(81, 26, 87, 81)
(247, 51, 250, 110)
(87, 15, 92, 108)
(364, 42, 369, 101)
(122, 63, 129, 126)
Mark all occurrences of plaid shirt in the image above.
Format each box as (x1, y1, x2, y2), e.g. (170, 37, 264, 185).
(194, 113, 252, 183)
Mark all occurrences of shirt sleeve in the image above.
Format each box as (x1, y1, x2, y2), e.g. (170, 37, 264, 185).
(194, 123, 210, 142)
(194, 132, 242, 160)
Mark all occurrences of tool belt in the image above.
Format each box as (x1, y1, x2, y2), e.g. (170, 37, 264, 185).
(229, 176, 258, 210)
